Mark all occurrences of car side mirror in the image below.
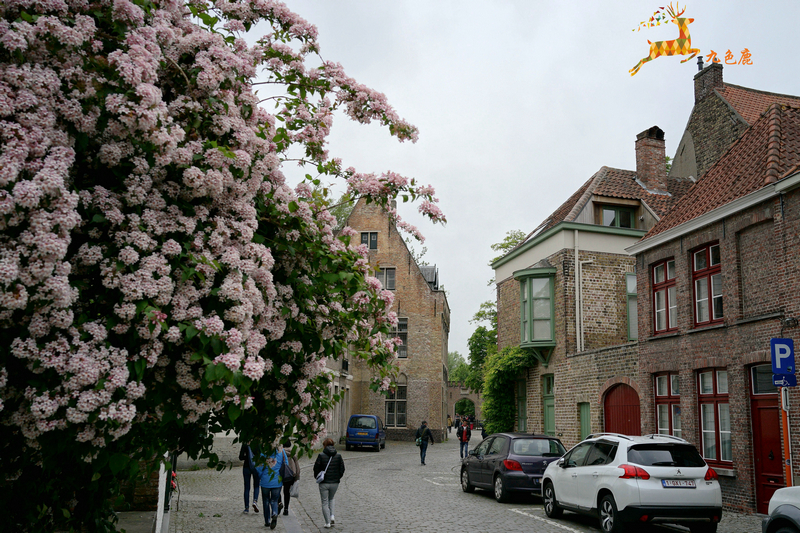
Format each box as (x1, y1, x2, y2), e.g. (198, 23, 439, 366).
(557, 458, 566, 468)
(469, 449, 477, 456)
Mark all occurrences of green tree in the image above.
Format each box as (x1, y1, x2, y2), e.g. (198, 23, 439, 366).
(465, 325, 496, 392)
(454, 398, 475, 417)
(489, 229, 527, 265)
(447, 351, 469, 382)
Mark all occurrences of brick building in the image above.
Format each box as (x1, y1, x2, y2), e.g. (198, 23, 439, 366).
(670, 61, 800, 182)
(627, 103, 800, 514)
(491, 129, 693, 450)
(341, 199, 450, 442)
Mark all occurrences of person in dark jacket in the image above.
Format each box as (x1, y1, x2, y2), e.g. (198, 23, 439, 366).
(415, 420, 434, 465)
(239, 442, 260, 514)
(457, 422, 472, 459)
(313, 438, 345, 529)
(280, 442, 300, 515)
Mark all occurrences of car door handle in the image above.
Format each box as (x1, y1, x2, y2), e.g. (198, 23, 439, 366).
(592, 472, 599, 477)
(571, 473, 578, 478)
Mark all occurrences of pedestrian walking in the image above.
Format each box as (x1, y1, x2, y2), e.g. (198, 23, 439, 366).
(280, 442, 300, 516)
(257, 448, 285, 530)
(415, 420, 434, 465)
(457, 421, 471, 459)
(454, 416, 461, 429)
(446, 415, 452, 434)
(314, 437, 345, 529)
(239, 442, 260, 514)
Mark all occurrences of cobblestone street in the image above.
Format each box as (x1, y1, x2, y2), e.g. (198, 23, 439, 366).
(170, 433, 764, 533)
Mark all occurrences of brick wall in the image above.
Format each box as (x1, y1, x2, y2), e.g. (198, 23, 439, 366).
(496, 244, 639, 449)
(347, 199, 449, 442)
(635, 189, 800, 513)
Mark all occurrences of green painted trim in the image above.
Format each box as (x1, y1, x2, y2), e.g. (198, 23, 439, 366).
(492, 221, 647, 269)
(521, 345, 555, 367)
(513, 267, 556, 279)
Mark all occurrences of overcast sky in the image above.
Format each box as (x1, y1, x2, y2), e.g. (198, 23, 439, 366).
(262, 1, 799, 359)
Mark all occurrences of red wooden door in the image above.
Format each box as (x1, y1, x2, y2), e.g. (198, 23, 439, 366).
(604, 384, 641, 435)
(752, 396, 784, 513)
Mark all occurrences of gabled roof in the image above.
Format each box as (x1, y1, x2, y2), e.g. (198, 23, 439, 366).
(642, 104, 800, 240)
(717, 84, 800, 126)
(515, 167, 693, 250)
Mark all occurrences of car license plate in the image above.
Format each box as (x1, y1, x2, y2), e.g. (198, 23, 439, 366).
(357, 432, 368, 436)
(662, 479, 696, 488)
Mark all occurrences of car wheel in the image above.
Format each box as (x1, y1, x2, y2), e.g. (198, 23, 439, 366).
(461, 468, 475, 493)
(599, 494, 625, 533)
(542, 482, 563, 518)
(775, 527, 800, 533)
(494, 475, 510, 503)
(375, 443, 380, 452)
(345, 443, 351, 451)
(689, 524, 719, 533)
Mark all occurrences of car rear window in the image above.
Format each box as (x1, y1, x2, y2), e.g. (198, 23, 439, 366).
(349, 416, 376, 429)
(511, 438, 566, 457)
(627, 444, 706, 467)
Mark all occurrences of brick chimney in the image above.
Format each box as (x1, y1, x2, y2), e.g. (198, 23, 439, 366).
(694, 62, 723, 104)
(635, 126, 667, 191)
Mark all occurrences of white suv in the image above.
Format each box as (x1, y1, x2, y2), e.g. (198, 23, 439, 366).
(541, 433, 722, 533)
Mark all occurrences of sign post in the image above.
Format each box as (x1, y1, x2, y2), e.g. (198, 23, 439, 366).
(772, 338, 796, 487)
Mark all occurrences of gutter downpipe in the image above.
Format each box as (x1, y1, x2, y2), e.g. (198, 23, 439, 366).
(579, 259, 594, 353)
(574, 230, 580, 353)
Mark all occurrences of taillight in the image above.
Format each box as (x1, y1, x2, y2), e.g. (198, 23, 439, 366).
(705, 467, 718, 481)
(375, 433, 380, 440)
(503, 459, 523, 471)
(618, 464, 650, 480)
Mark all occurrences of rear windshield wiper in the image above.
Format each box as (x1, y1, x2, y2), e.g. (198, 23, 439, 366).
(651, 461, 678, 466)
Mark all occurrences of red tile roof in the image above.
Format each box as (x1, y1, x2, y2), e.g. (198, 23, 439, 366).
(717, 84, 800, 126)
(642, 104, 800, 240)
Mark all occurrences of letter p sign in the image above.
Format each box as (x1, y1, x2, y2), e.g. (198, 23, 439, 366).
(772, 338, 796, 375)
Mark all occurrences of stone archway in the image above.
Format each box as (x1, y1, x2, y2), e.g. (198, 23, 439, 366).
(446, 381, 483, 421)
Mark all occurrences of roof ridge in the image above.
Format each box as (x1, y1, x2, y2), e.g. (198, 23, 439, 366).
(764, 104, 783, 184)
(565, 167, 605, 221)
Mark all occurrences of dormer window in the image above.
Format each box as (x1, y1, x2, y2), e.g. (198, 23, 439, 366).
(601, 206, 636, 228)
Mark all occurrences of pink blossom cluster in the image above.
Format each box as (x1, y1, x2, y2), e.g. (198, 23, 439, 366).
(0, 0, 438, 484)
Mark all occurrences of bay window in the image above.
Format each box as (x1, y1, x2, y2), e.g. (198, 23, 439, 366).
(514, 268, 556, 346)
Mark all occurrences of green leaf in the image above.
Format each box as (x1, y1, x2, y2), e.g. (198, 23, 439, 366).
(228, 403, 242, 422)
(185, 325, 198, 340)
(92, 214, 107, 223)
(109, 453, 129, 474)
(91, 472, 101, 482)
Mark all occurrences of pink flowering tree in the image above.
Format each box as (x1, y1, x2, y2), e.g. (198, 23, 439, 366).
(0, 0, 444, 529)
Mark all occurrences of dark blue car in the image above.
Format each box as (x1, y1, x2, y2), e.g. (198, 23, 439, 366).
(345, 414, 386, 451)
(461, 433, 565, 502)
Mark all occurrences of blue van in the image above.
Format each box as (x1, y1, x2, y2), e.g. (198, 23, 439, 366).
(345, 414, 386, 451)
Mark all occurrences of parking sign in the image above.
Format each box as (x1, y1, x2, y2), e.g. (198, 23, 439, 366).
(772, 338, 796, 375)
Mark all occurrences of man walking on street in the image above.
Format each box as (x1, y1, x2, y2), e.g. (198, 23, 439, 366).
(415, 420, 434, 465)
(457, 421, 471, 459)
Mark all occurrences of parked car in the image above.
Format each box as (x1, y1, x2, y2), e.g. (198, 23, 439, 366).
(542, 433, 722, 533)
(345, 414, 386, 451)
(460, 433, 566, 503)
(762, 486, 800, 533)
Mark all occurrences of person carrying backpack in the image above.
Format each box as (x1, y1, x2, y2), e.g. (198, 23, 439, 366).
(457, 422, 471, 459)
(415, 420, 434, 465)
